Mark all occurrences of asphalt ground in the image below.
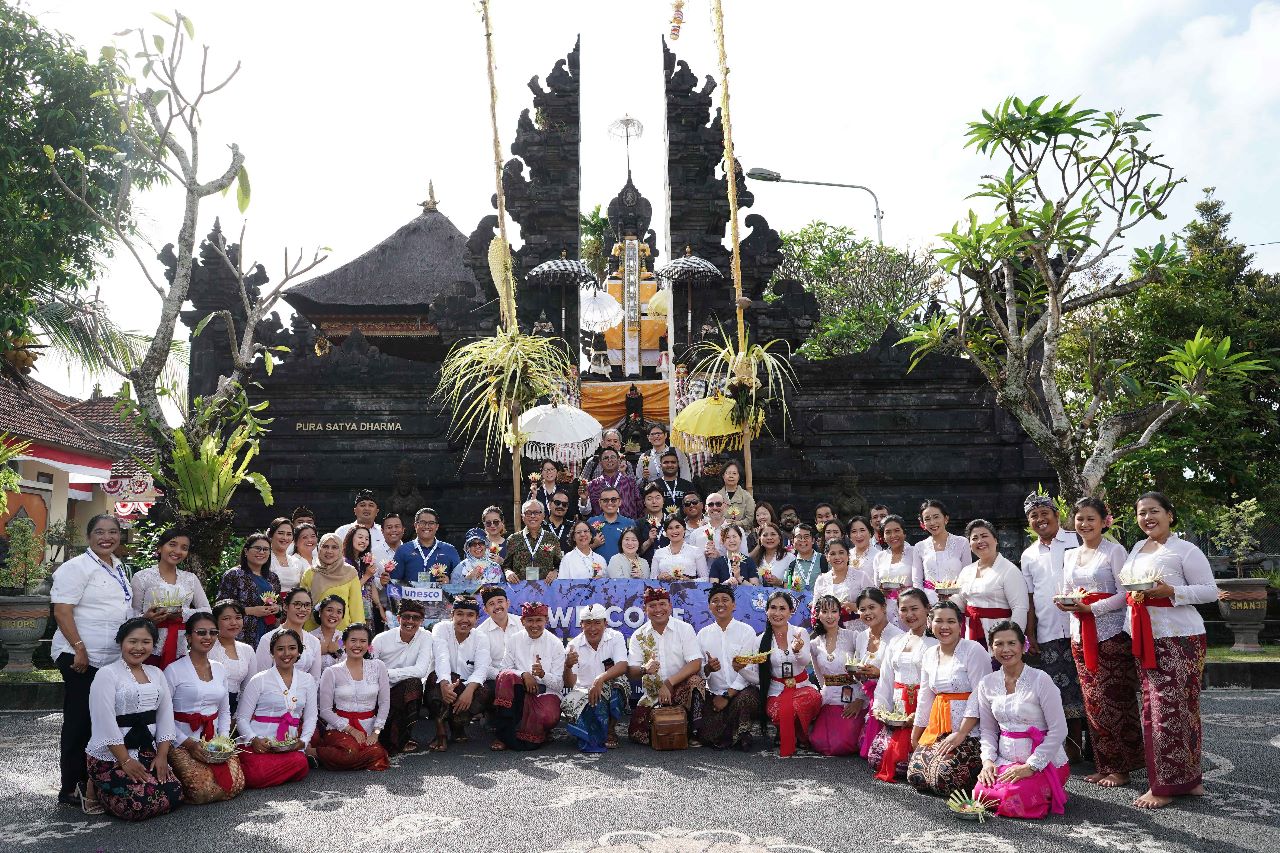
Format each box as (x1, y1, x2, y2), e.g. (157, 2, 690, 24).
(2, 689, 1277, 853)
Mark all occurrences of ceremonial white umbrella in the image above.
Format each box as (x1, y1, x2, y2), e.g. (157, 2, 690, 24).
(579, 287, 624, 333)
(518, 402, 602, 464)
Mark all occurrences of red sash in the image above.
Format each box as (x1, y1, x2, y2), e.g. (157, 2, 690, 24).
(173, 710, 218, 741)
(1127, 593, 1174, 670)
(1070, 592, 1113, 672)
(335, 709, 375, 734)
(156, 616, 186, 668)
(875, 681, 919, 783)
(770, 671, 810, 757)
(964, 606, 1011, 645)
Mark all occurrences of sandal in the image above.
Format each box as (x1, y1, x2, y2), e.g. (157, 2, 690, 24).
(80, 789, 105, 817)
(605, 734, 619, 749)
(490, 740, 507, 751)
(401, 740, 422, 754)
(57, 785, 82, 808)
(428, 738, 448, 752)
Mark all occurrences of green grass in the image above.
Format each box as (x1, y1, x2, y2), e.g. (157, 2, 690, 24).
(0, 668, 63, 684)
(1206, 644, 1280, 663)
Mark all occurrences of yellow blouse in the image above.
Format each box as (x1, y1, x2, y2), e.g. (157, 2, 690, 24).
(300, 569, 365, 631)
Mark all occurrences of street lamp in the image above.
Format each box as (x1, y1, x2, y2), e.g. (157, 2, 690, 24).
(746, 167, 884, 245)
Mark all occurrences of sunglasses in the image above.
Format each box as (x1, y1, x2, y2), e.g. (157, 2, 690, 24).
(483, 519, 502, 526)
(190, 629, 217, 637)
(683, 500, 700, 507)
(706, 502, 724, 508)
(551, 500, 569, 508)
(601, 497, 620, 503)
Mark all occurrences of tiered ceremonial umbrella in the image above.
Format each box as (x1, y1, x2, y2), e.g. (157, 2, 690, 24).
(671, 392, 741, 453)
(655, 248, 723, 342)
(518, 401, 602, 465)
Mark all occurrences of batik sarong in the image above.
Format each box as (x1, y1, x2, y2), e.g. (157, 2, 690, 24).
(1138, 633, 1206, 796)
(561, 677, 631, 753)
(86, 749, 182, 821)
(168, 746, 244, 805)
(493, 670, 561, 750)
(906, 735, 983, 797)
(425, 674, 493, 740)
(628, 675, 706, 745)
(699, 686, 761, 749)
(1071, 633, 1144, 776)
(379, 677, 424, 754)
(1028, 637, 1084, 719)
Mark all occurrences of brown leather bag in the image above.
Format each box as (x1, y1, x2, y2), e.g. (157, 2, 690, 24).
(649, 706, 688, 750)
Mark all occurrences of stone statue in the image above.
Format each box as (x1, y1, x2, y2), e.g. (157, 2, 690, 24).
(384, 459, 425, 520)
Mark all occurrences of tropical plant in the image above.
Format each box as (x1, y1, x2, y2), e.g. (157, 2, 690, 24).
(41, 518, 77, 565)
(898, 95, 1270, 505)
(579, 205, 611, 282)
(1211, 496, 1264, 579)
(0, 434, 31, 518)
(0, 517, 47, 592)
(773, 221, 943, 359)
(689, 327, 795, 452)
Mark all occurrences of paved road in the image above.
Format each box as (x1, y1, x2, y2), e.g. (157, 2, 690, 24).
(3, 690, 1277, 853)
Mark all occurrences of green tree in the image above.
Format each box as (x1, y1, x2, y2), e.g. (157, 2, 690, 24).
(1062, 190, 1280, 524)
(579, 205, 610, 282)
(900, 96, 1269, 506)
(774, 221, 942, 359)
(0, 3, 159, 382)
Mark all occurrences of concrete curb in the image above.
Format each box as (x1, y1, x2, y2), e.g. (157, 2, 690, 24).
(0, 681, 63, 711)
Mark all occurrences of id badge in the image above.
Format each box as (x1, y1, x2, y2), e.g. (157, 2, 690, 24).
(840, 686, 854, 704)
(780, 662, 793, 679)
(417, 572, 429, 584)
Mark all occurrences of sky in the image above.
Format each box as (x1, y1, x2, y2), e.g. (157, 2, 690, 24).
(27, 0, 1280, 401)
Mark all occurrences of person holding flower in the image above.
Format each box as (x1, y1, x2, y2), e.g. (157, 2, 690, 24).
(971, 620, 1071, 819)
(310, 595, 347, 673)
(627, 587, 706, 745)
(813, 538, 873, 625)
(560, 520, 609, 579)
(584, 448, 641, 519)
(341, 526, 388, 633)
(607, 527, 650, 579)
(502, 500, 564, 581)
(254, 589, 323, 681)
(870, 589, 937, 782)
(787, 524, 828, 591)
(480, 506, 509, 561)
(586, 486, 635, 562)
(808, 594, 862, 756)
(718, 461, 755, 526)
(750, 522, 794, 587)
(528, 458, 567, 518)
(300, 533, 364, 632)
(697, 584, 762, 751)
(651, 517, 710, 581)
(215, 534, 281, 648)
(453, 530, 506, 584)
(235, 627, 316, 789)
(1121, 491, 1216, 810)
(131, 528, 209, 669)
(165, 612, 244, 804)
(708, 525, 759, 585)
(636, 482, 672, 561)
(850, 587, 904, 759)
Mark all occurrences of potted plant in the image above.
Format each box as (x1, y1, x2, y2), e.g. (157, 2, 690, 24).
(1212, 496, 1269, 653)
(0, 517, 52, 672)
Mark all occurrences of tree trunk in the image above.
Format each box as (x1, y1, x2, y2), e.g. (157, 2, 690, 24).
(511, 407, 523, 530)
(742, 422, 753, 492)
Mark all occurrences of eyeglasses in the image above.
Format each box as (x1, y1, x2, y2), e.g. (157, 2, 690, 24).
(290, 601, 312, 608)
(190, 629, 217, 637)
(601, 497, 620, 503)
(416, 521, 439, 527)
(247, 545, 270, 553)
(523, 510, 544, 516)
(483, 519, 502, 527)
(551, 500, 569, 508)
(706, 502, 723, 508)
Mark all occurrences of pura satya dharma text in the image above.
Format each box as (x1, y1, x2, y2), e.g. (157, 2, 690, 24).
(294, 420, 403, 432)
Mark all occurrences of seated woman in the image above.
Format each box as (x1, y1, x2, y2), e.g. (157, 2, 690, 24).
(164, 612, 244, 804)
(754, 591, 821, 757)
(235, 628, 317, 789)
(650, 517, 709, 581)
(707, 525, 758, 585)
(209, 600, 257, 716)
(850, 588, 904, 758)
(869, 589, 937, 782)
(607, 527, 650, 579)
(300, 534, 364, 632)
(808, 594, 861, 756)
(315, 623, 391, 771)
(84, 617, 182, 820)
(559, 520, 608, 579)
(254, 588, 323, 681)
(310, 595, 347, 673)
(749, 522, 794, 587)
(971, 620, 1070, 819)
(907, 601, 989, 797)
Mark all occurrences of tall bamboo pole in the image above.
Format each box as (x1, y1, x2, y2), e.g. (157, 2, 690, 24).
(711, 0, 754, 491)
(479, 0, 524, 524)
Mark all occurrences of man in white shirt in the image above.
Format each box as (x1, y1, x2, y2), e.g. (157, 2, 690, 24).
(1021, 492, 1085, 760)
(561, 604, 631, 752)
(492, 602, 566, 751)
(638, 424, 692, 482)
(626, 587, 705, 745)
(334, 489, 396, 566)
(476, 586, 523, 677)
(370, 599, 433, 754)
(427, 596, 492, 751)
(696, 583, 762, 750)
(699, 492, 749, 560)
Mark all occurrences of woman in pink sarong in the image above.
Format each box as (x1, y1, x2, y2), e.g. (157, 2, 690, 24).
(851, 587, 902, 759)
(971, 620, 1070, 819)
(808, 595, 861, 755)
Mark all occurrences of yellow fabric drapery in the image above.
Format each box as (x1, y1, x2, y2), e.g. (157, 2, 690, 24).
(602, 279, 664, 350)
(580, 381, 670, 427)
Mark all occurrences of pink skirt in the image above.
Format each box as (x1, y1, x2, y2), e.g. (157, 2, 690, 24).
(809, 704, 862, 756)
(973, 762, 1069, 819)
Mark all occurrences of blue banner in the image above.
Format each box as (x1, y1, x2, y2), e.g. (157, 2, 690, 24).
(394, 580, 812, 641)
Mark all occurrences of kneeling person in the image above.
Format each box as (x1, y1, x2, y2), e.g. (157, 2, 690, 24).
(493, 602, 565, 751)
(562, 604, 631, 752)
(696, 584, 761, 750)
(371, 599, 434, 754)
(428, 596, 492, 751)
(627, 587, 706, 745)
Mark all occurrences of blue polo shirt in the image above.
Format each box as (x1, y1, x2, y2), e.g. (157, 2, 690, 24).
(391, 538, 461, 584)
(587, 514, 634, 562)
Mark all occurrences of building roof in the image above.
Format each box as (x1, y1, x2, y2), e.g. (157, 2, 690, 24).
(0, 378, 150, 463)
(27, 377, 81, 410)
(65, 393, 150, 449)
(283, 207, 480, 317)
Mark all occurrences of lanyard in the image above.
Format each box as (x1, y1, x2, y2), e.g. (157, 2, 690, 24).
(413, 539, 441, 570)
(661, 478, 678, 502)
(523, 529, 547, 559)
(89, 552, 131, 602)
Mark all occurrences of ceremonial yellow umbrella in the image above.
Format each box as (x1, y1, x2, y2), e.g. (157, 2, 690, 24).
(672, 392, 742, 453)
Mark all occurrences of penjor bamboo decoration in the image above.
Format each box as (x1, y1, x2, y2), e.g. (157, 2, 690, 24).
(436, 0, 570, 525)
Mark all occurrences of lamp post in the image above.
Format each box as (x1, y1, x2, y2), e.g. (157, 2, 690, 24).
(746, 167, 884, 245)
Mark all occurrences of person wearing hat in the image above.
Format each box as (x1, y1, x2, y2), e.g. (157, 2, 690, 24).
(561, 604, 631, 752)
(697, 584, 762, 750)
(370, 599, 434, 755)
(476, 586, 523, 678)
(626, 587, 706, 745)
(427, 596, 492, 751)
(453, 529, 505, 584)
(334, 489, 395, 567)
(1020, 492, 1085, 762)
(492, 602, 566, 751)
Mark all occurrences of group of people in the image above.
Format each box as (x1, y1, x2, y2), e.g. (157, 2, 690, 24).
(47, 425, 1217, 822)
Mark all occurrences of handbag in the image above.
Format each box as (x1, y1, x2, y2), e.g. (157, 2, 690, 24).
(649, 705, 688, 750)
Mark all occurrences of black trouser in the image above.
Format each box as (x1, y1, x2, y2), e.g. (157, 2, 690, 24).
(56, 653, 97, 795)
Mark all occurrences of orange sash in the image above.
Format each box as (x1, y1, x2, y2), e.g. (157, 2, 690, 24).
(918, 691, 970, 746)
